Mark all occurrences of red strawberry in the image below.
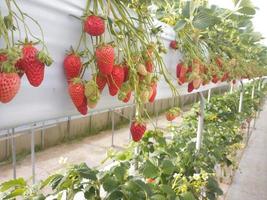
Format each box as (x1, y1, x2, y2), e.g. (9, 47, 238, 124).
(25, 59, 45, 87)
(20, 44, 38, 65)
(96, 44, 114, 75)
(215, 57, 223, 69)
(146, 178, 156, 183)
(176, 63, 187, 85)
(145, 60, 153, 73)
(188, 82, 194, 93)
(123, 64, 129, 82)
(63, 53, 82, 82)
(15, 59, 25, 77)
(221, 73, 229, 82)
(170, 40, 178, 49)
(0, 73, 21, 103)
(107, 65, 124, 96)
(96, 73, 107, 92)
(77, 98, 88, 115)
(149, 83, 157, 103)
(232, 80, 236, 84)
(0, 53, 7, 63)
(68, 79, 85, 108)
(123, 91, 131, 103)
(212, 75, 219, 84)
(130, 121, 146, 142)
(165, 112, 176, 121)
(84, 15, 105, 36)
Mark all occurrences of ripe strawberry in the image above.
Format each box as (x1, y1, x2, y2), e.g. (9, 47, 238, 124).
(176, 63, 187, 85)
(165, 112, 176, 121)
(107, 65, 124, 96)
(188, 82, 194, 93)
(149, 83, 157, 103)
(145, 60, 153, 73)
(146, 178, 156, 183)
(15, 59, 25, 77)
(123, 64, 129, 82)
(68, 79, 85, 108)
(96, 44, 114, 75)
(232, 80, 236, 84)
(221, 72, 229, 82)
(212, 75, 219, 84)
(130, 121, 146, 142)
(170, 40, 178, 49)
(0, 72, 21, 103)
(0, 53, 7, 63)
(137, 63, 148, 76)
(77, 98, 88, 115)
(84, 15, 105, 36)
(25, 59, 45, 87)
(63, 53, 82, 81)
(123, 92, 131, 103)
(96, 73, 107, 92)
(215, 57, 223, 69)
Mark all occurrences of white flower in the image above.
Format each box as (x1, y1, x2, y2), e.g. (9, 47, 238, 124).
(59, 156, 68, 164)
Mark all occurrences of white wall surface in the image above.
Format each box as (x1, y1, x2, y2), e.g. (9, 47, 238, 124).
(0, 0, 184, 129)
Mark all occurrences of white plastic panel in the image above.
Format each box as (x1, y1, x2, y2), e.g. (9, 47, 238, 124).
(0, 0, 224, 129)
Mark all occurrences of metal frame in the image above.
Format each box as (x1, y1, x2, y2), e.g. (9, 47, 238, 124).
(196, 92, 205, 151)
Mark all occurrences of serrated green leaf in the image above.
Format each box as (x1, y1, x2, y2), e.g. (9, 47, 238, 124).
(0, 178, 26, 192)
(141, 160, 159, 178)
(174, 20, 187, 31)
(181, 191, 197, 200)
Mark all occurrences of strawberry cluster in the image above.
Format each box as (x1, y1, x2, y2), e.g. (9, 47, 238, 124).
(0, 44, 52, 103)
(175, 57, 234, 93)
(165, 107, 181, 121)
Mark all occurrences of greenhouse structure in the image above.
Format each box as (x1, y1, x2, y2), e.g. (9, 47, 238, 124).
(0, 0, 267, 199)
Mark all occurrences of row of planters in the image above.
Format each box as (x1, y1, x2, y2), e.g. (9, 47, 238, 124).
(0, 81, 265, 199)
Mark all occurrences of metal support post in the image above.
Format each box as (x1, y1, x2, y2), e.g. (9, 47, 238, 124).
(41, 122, 45, 149)
(129, 107, 133, 141)
(230, 82, 234, 94)
(31, 128, 35, 184)
(251, 85, 255, 100)
(207, 89, 211, 103)
(11, 128, 16, 179)
(111, 109, 115, 147)
(238, 81, 244, 113)
(67, 116, 71, 139)
(196, 92, 205, 151)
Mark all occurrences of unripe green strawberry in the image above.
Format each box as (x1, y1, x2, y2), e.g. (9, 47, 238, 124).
(118, 82, 131, 102)
(96, 44, 114, 75)
(84, 15, 105, 36)
(84, 80, 100, 108)
(137, 63, 148, 76)
(140, 88, 150, 103)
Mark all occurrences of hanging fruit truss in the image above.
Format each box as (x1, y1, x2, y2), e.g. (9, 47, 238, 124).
(0, 0, 52, 103)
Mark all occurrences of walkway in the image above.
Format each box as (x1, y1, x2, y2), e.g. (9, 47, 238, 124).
(0, 115, 182, 183)
(226, 101, 267, 200)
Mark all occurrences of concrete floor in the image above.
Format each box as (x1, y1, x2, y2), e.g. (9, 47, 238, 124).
(226, 102, 267, 200)
(0, 115, 182, 183)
